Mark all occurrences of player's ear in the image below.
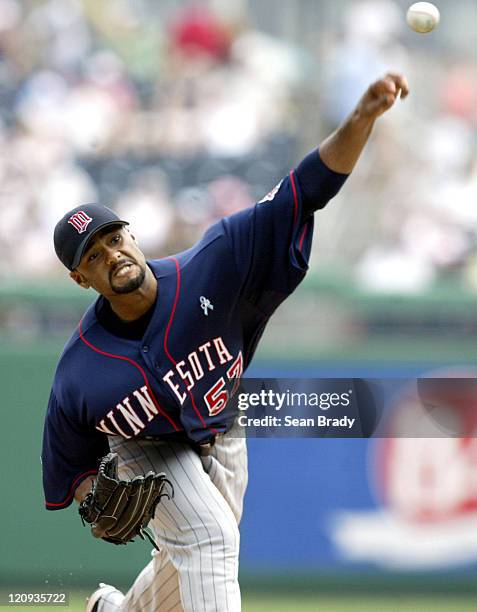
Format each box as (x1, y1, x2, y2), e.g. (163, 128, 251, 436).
(70, 270, 91, 289)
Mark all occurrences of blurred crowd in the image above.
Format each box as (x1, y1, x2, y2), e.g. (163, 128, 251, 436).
(312, 0, 477, 294)
(0, 0, 304, 277)
(1, 0, 477, 294)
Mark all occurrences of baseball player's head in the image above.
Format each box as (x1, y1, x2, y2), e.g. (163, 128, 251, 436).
(54, 204, 148, 297)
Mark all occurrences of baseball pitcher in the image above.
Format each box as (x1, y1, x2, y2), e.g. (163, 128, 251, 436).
(42, 74, 409, 611)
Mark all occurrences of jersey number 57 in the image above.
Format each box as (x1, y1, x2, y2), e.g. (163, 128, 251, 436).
(204, 352, 243, 416)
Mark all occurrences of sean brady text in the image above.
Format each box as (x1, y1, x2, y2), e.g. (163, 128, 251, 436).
(237, 415, 356, 429)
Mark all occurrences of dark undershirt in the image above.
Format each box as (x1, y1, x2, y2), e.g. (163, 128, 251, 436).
(96, 296, 155, 340)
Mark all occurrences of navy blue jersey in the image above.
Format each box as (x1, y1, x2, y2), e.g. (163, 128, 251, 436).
(42, 151, 348, 510)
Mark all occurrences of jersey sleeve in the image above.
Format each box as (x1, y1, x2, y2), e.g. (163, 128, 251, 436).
(221, 171, 309, 315)
(221, 151, 349, 314)
(41, 389, 109, 511)
(295, 148, 349, 217)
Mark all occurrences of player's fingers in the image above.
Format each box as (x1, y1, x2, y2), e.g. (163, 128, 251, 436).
(372, 76, 409, 109)
(362, 74, 407, 118)
(369, 81, 399, 111)
(384, 72, 410, 99)
(371, 77, 396, 97)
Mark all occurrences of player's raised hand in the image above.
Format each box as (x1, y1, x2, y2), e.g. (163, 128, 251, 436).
(318, 72, 410, 173)
(357, 73, 410, 121)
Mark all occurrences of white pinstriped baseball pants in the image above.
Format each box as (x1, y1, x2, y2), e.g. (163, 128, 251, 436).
(100, 424, 248, 612)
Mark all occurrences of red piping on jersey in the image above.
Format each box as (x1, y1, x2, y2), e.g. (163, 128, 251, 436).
(299, 225, 308, 251)
(45, 469, 97, 508)
(291, 170, 309, 251)
(290, 170, 299, 226)
(78, 319, 181, 432)
(165, 257, 218, 435)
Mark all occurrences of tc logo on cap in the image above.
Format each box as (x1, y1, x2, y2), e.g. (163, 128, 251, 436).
(68, 211, 93, 234)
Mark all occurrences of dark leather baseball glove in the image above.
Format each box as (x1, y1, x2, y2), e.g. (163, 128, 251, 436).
(79, 453, 173, 549)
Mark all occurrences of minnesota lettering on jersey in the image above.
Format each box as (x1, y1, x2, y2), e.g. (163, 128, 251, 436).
(96, 336, 241, 438)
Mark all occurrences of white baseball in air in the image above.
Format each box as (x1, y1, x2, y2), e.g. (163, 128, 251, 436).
(406, 2, 440, 33)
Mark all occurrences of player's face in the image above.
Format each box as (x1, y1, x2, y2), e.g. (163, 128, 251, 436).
(71, 227, 148, 296)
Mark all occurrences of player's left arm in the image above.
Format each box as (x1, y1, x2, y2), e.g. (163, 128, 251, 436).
(297, 73, 409, 219)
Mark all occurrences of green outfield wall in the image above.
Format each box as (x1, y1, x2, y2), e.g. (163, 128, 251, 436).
(2, 275, 477, 361)
(0, 347, 157, 590)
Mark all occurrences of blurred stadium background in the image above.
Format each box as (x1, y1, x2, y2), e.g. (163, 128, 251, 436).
(2, 0, 477, 609)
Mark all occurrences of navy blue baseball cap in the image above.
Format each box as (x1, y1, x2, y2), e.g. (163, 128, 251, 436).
(54, 204, 129, 270)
